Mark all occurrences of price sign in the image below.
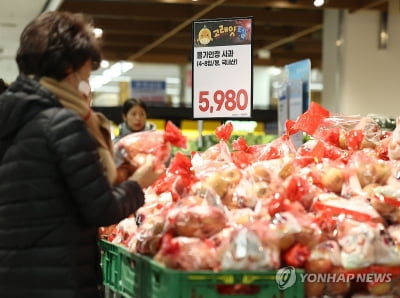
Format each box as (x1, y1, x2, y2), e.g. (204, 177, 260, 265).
(285, 59, 311, 114)
(285, 59, 311, 147)
(192, 17, 253, 119)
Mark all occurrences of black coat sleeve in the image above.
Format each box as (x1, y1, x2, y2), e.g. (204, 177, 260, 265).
(47, 108, 145, 227)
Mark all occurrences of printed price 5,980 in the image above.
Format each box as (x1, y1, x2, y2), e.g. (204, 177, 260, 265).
(198, 89, 249, 113)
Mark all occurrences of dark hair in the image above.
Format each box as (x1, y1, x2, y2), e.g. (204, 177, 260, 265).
(16, 11, 102, 80)
(122, 98, 148, 116)
(0, 79, 8, 94)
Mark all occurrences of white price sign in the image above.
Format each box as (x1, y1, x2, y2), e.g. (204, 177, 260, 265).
(192, 17, 253, 119)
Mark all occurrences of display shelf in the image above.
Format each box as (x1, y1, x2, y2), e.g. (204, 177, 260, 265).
(93, 105, 278, 129)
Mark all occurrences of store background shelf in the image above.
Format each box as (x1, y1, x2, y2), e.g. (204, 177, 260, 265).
(93, 105, 278, 131)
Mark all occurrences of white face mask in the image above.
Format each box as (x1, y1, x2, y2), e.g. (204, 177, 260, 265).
(75, 73, 91, 102)
(78, 80, 91, 98)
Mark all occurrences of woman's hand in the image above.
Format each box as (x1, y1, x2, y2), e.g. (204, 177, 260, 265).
(129, 155, 164, 188)
(115, 162, 136, 184)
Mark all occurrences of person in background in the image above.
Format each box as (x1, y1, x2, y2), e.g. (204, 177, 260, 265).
(113, 97, 156, 143)
(0, 11, 164, 298)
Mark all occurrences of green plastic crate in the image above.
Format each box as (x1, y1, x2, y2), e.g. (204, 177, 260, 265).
(119, 246, 143, 298)
(141, 256, 304, 298)
(99, 240, 122, 292)
(100, 240, 144, 298)
(100, 240, 305, 298)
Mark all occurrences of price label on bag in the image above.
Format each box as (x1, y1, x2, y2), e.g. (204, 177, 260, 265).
(192, 17, 253, 119)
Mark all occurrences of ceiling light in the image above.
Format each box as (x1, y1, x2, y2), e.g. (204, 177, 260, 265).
(90, 61, 134, 91)
(336, 39, 343, 47)
(257, 49, 271, 59)
(313, 0, 325, 7)
(100, 60, 110, 68)
(120, 61, 134, 72)
(269, 67, 282, 76)
(93, 28, 103, 39)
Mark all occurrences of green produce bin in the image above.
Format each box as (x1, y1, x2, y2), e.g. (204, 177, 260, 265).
(140, 255, 304, 298)
(100, 240, 305, 298)
(100, 239, 122, 293)
(100, 239, 144, 298)
(119, 246, 143, 298)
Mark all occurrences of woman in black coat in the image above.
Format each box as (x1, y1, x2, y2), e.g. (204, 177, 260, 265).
(0, 11, 164, 298)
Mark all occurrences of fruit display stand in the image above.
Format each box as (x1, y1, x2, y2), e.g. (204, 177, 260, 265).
(102, 105, 400, 298)
(99, 240, 305, 298)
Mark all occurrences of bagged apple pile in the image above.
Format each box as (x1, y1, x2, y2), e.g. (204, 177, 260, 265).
(113, 120, 187, 182)
(102, 103, 400, 297)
